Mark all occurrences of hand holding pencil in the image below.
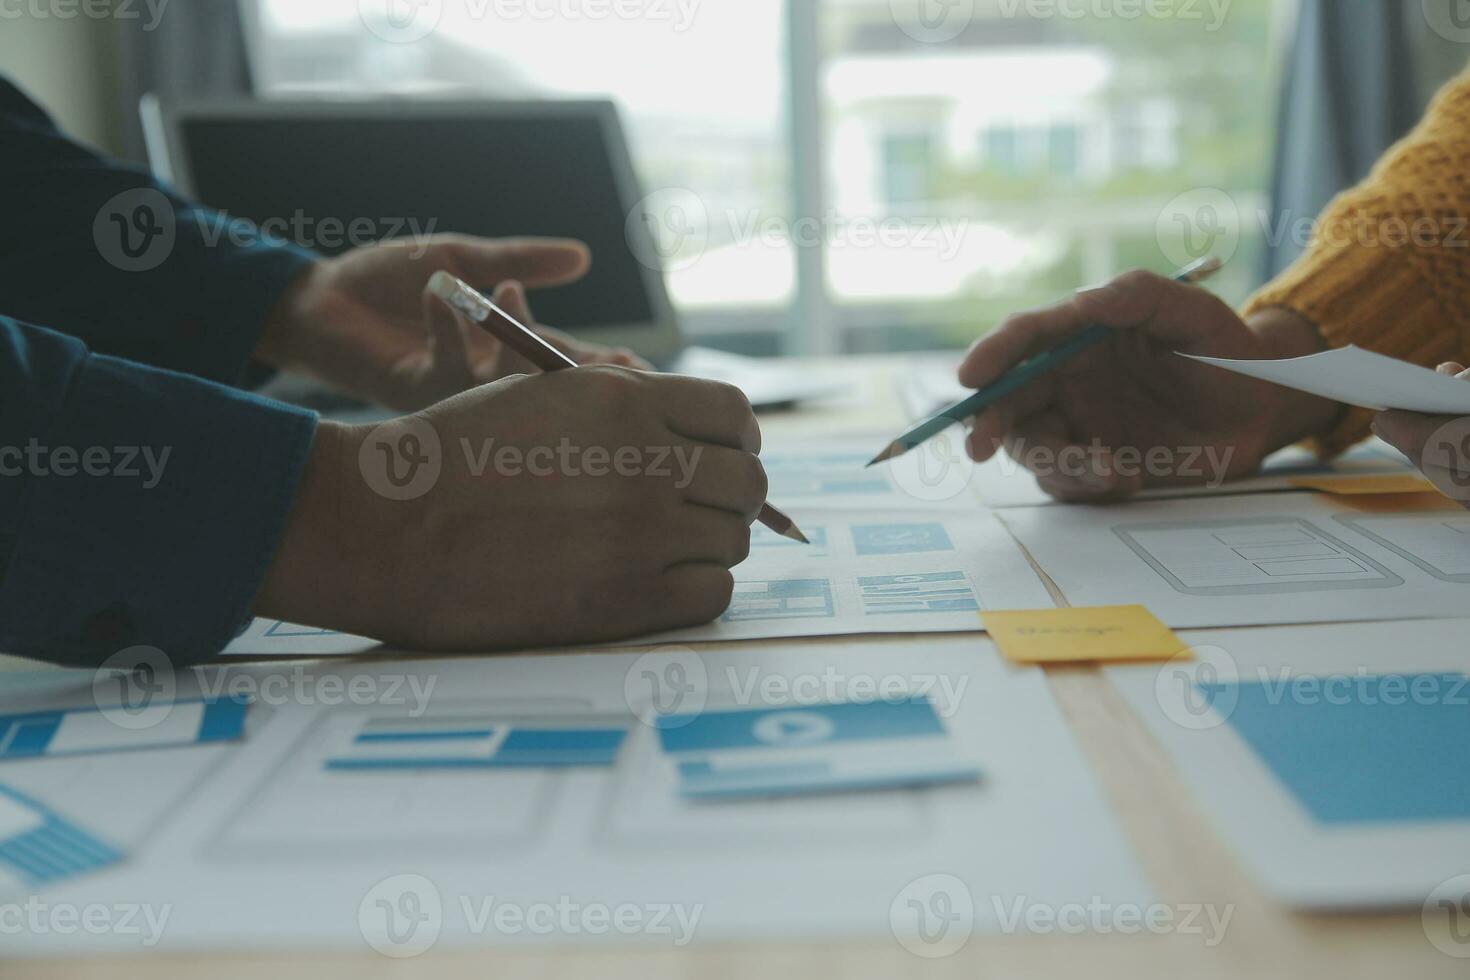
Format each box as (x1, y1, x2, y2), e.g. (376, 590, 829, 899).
(430, 271, 809, 544)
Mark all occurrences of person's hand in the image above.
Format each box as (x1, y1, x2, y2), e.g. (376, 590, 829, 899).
(255, 367, 766, 650)
(956, 270, 1343, 500)
(1373, 362, 1470, 508)
(256, 235, 649, 411)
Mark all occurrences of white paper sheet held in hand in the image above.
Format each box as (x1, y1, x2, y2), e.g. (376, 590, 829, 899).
(1183, 344, 1470, 414)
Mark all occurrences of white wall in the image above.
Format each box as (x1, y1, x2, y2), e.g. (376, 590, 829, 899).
(0, 14, 120, 152)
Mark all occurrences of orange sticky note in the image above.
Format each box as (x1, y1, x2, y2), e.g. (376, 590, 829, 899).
(1288, 473, 1435, 495)
(981, 606, 1190, 664)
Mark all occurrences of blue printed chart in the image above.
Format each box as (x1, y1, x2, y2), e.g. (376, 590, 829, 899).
(1108, 620, 1470, 908)
(626, 509, 1052, 645)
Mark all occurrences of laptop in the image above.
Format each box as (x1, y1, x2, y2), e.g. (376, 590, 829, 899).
(142, 97, 841, 409)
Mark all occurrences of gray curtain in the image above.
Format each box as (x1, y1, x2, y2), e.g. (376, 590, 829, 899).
(1263, 0, 1422, 278)
(114, 0, 252, 163)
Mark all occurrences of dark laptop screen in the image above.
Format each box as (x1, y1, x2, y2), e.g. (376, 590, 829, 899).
(177, 110, 656, 330)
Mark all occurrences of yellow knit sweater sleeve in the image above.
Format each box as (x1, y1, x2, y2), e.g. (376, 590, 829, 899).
(1244, 68, 1470, 455)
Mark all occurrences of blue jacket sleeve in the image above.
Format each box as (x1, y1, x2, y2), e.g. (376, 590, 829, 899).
(0, 76, 317, 385)
(0, 78, 325, 667)
(0, 319, 318, 668)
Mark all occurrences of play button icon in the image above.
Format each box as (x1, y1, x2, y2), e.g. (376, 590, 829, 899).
(752, 711, 836, 746)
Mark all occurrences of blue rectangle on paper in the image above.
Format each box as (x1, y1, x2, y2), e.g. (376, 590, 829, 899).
(658, 698, 944, 753)
(327, 723, 627, 770)
(1203, 673, 1470, 824)
(0, 696, 248, 760)
(0, 785, 122, 887)
(852, 523, 954, 556)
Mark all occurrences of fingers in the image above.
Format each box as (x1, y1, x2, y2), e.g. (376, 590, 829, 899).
(665, 506, 753, 567)
(492, 280, 535, 326)
(658, 564, 737, 627)
(653, 375, 762, 454)
(1374, 410, 1460, 469)
(957, 269, 1236, 390)
(437, 235, 592, 289)
(678, 445, 768, 521)
(420, 280, 474, 378)
(536, 323, 651, 371)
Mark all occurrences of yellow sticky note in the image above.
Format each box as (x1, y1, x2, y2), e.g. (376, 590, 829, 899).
(981, 606, 1190, 664)
(1288, 473, 1435, 495)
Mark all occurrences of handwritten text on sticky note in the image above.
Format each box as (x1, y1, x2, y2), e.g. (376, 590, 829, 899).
(981, 606, 1189, 664)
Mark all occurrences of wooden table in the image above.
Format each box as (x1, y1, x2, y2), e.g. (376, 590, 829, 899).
(2, 357, 1460, 978)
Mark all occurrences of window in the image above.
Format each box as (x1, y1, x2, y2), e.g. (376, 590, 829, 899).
(245, 0, 1285, 355)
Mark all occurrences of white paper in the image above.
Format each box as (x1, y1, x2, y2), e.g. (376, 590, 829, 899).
(1106, 620, 1470, 908)
(1184, 344, 1470, 414)
(1, 638, 1153, 954)
(999, 493, 1470, 628)
(623, 508, 1054, 645)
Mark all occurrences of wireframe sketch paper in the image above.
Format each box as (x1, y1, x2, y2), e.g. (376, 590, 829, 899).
(617, 509, 1054, 645)
(998, 493, 1470, 628)
(1183, 345, 1470, 414)
(0, 639, 1154, 953)
(1106, 620, 1470, 908)
(227, 510, 1055, 656)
